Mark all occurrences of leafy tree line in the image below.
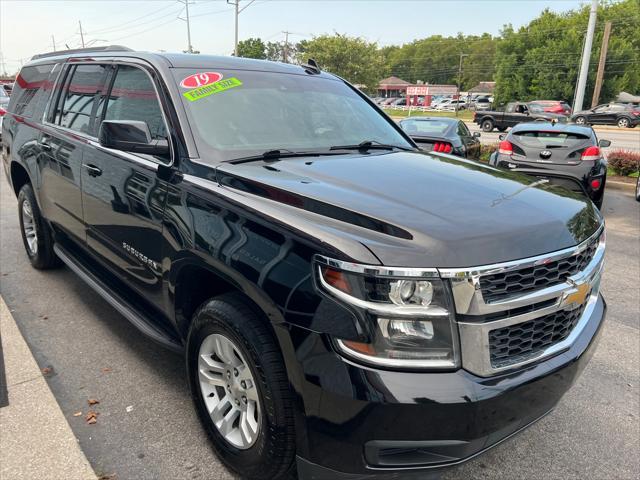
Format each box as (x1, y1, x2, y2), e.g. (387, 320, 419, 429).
(235, 0, 638, 104)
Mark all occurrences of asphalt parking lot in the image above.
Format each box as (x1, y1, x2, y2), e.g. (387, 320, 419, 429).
(0, 179, 638, 480)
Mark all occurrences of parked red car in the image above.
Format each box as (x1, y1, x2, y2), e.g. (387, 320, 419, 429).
(531, 100, 572, 115)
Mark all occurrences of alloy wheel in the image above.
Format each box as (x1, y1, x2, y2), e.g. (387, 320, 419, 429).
(21, 199, 38, 255)
(575, 116, 586, 125)
(198, 333, 261, 449)
(618, 118, 629, 128)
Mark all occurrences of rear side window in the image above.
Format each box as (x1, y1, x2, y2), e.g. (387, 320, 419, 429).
(103, 65, 167, 140)
(56, 64, 109, 134)
(7, 64, 54, 117)
(513, 131, 591, 147)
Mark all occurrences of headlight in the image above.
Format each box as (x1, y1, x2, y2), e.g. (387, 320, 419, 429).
(316, 258, 460, 370)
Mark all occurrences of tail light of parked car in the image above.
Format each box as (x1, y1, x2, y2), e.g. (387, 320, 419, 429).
(498, 140, 513, 156)
(581, 146, 601, 161)
(0, 107, 6, 116)
(433, 142, 452, 153)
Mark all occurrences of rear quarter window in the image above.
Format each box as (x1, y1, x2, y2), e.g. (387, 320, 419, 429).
(7, 64, 55, 117)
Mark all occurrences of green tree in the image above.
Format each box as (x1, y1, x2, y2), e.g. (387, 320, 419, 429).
(493, 0, 640, 105)
(297, 34, 384, 91)
(237, 38, 266, 59)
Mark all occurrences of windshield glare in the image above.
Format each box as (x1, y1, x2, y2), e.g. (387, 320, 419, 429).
(173, 69, 412, 162)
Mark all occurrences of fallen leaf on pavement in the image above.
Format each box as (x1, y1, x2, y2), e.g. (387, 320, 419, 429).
(101, 367, 112, 373)
(88, 398, 100, 406)
(41, 367, 53, 375)
(73, 411, 82, 417)
(85, 410, 99, 424)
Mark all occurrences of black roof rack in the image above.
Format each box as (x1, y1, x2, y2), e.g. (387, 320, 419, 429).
(31, 45, 133, 60)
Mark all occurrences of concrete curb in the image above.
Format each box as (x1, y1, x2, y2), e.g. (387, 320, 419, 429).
(0, 296, 97, 480)
(607, 179, 636, 190)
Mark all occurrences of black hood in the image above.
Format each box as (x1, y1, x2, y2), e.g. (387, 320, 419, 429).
(216, 151, 602, 268)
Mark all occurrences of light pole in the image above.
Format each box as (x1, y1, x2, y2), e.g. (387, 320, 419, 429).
(178, 0, 194, 54)
(574, 0, 598, 112)
(456, 53, 469, 116)
(227, 0, 256, 56)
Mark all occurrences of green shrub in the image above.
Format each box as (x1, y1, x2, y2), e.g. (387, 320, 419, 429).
(479, 143, 499, 163)
(607, 149, 640, 176)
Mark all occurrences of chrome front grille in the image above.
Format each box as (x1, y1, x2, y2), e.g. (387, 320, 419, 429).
(440, 226, 605, 377)
(480, 239, 598, 302)
(488, 304, 585, 369)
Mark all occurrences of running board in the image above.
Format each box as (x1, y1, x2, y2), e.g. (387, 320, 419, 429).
(53, 244, 183, 353)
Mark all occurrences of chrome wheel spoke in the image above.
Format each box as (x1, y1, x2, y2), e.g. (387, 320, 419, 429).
(21, 199, 38, 255)
(198, 333, 261, 449)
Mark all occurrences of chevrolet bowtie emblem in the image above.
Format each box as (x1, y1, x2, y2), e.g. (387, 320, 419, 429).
(564, 281, 590, 307)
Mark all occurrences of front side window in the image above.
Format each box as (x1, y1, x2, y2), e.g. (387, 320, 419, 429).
(103, 65, 167, 140)
(58, 64, 109, 134)
(173, 69, 411, 163)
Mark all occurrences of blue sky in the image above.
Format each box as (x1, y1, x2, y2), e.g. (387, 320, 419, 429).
(1, 0, 586, 74)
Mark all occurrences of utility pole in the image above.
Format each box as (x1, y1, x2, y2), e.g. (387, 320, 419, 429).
(78, 20, 85, 48)
(282, 31, 290, 63)
(456, 53, 469, 116)
(574, 0, 598, 112)
(51, 35, 57, 52)
(234, 0, 239, 56)
(591, 21, 611, 108)
(177, 1, 195, 53)
(227, 0, 255, 56)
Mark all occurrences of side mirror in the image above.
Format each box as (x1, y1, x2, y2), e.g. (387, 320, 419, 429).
(598, 139, 611, 148)
(498, 134, 506, 141)
(98, 120, 169, 157)
(473, 132, 481, 138)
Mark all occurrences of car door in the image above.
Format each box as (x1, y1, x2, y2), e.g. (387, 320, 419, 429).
(457, 121, 479, 158)
(81, 62, 171, 302)
(589, 104, 612, 124)
(39, 63, 110, 244)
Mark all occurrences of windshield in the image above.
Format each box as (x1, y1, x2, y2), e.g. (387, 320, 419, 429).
(401, 119, 451, 135)
(173, 68, 412, 162)
(514, 130, 590, 147)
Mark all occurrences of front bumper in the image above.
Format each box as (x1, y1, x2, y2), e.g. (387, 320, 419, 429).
(292, 293, 606, 479)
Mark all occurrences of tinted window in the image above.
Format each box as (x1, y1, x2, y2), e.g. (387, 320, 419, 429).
(401, 119, 451, 135)
(457, 122, 471, 136)
(58, 65, 109, 134)
(7, 64, 54, 117)
(103, 65, 167, 140)
(513, 130, 591, 147)
(173, 68, 411, 163)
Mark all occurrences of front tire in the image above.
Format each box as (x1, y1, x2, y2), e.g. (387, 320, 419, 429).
(187, 293, 295, 480)
(635, 176, 640, 202)
(574, 116, 587, 125)
(17, 184, 60, 269)
(481, 119, 494, 132)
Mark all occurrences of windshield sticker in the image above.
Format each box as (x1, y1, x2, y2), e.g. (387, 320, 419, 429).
(180, 72, 223, 89)
(183, 77, 243, 102)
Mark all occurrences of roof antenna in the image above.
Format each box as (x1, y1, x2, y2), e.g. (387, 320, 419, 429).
(301, 58, 321, 75)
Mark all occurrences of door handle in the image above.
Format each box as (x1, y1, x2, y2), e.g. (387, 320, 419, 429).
(39, 135, 52, 151)
(83, 163, 103, 177)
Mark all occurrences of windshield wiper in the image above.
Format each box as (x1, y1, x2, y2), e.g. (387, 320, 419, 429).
(329, 140, 414, 152)
(229, 149, 343, 165)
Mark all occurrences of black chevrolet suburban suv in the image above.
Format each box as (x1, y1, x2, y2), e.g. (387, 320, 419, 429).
(2, 47, 606, 480)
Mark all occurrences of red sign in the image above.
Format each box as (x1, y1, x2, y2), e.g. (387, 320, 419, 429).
(180, 72, 223, 89)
